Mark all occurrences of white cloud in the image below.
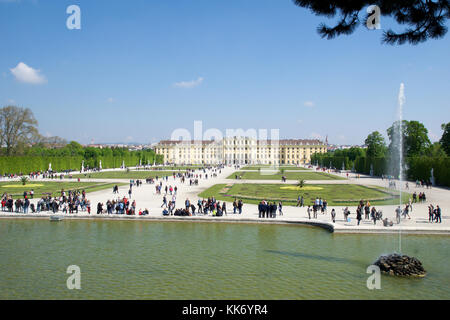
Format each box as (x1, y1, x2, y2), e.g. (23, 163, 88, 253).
(309, 132, 323, 140)
(10, 62, 47, 84)
(429, 131, 440, 142)
(173, 77, 204, 88)
(304, 101, 315, 108)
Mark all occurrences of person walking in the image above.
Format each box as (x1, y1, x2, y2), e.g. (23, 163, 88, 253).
(331, 208, 336, 223)
(161, 195, 167, 208)
(403, 204, 411, 219)
(428, 205, 434, 222)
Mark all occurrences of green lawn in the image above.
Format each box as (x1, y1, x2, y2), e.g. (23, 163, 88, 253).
(198, 183, 410, 206)
(240, 165, 308, 170)
(227, 171, 344, 180)
(0, 181, 125, 197)
(70, 170, 179, 179)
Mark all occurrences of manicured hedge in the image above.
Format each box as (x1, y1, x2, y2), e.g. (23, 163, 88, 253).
(407, 156, 450, 187)
(310, 154, 351, 170)
(0, 150, 164, 175)
(354, 157, 387, 177)
(354, 156, 449, 187)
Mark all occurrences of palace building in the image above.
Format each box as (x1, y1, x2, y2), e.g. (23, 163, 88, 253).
(154, 137, 327, 165)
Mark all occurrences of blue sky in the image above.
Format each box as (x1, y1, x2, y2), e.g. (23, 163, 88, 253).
(1, 0, 449, 145)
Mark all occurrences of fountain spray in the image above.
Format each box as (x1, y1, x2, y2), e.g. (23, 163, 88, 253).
(398, 83, 405, 253)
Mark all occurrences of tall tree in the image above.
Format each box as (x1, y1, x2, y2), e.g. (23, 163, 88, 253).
(440, 122, 450, 155)
(0, 106, 39, 156)
(292, 0, 450, 45)
(405, 120, 431, 156)
(365, 131, 387, 157)
(387, 120, 431, 157)
(426, 142, 446, 157)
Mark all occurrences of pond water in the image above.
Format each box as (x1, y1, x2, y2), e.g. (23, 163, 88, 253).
(0, 219, 448, 299)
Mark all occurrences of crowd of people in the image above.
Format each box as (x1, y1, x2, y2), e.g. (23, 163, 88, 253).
(1, 189, 92, 214)
(1, 164, 445, 229)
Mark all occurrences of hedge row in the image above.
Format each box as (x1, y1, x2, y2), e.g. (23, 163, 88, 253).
(310, 154, 351, 170)
(0, 152, 164, 175)
(354, 157, 388, 177)
(354, 156, 450, 187)
(407, 156, 450, 187)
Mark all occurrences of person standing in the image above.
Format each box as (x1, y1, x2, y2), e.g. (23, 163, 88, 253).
(278, 201, 283, 216)
(307, 205, 311, 219)
(356, 206, 362, 225)
(258, 201, 263, 218)
(238, 200, 243, 214)
(395, 206, 401, 224)
(435, 205, 442, 223)
(331, 208, 336, 223)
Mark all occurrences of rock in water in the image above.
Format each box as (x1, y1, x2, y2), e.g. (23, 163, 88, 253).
(373, 254, 426, 277)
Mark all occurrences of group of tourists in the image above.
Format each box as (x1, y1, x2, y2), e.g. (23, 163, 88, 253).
(162, 197, 230, 217)
(258, 200, 282, 218)
(1, 193, 31, 213)
(1, 189, 92, 214)
(415, 179, 433, 189)
(412, 191, 426, 203)
(354, 200, 383, 225)
(428, 204, 442, 223)
(98, 197, 138, 215)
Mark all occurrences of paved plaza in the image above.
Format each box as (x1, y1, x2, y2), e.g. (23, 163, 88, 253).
(1, 166, 449, 234)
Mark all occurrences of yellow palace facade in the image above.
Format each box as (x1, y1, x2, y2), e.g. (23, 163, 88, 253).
(154, 137, 327, 165)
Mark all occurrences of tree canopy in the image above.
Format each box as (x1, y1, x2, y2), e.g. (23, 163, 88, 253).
(387, 120, 431, 157)
(440, 122, 450, 155)
(365, 131, 387, 157)
(0, 105, 39, 156)
(292, 0, 450, 45)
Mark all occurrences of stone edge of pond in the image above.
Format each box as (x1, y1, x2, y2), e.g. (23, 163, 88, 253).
(1, 214, 450, 235)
